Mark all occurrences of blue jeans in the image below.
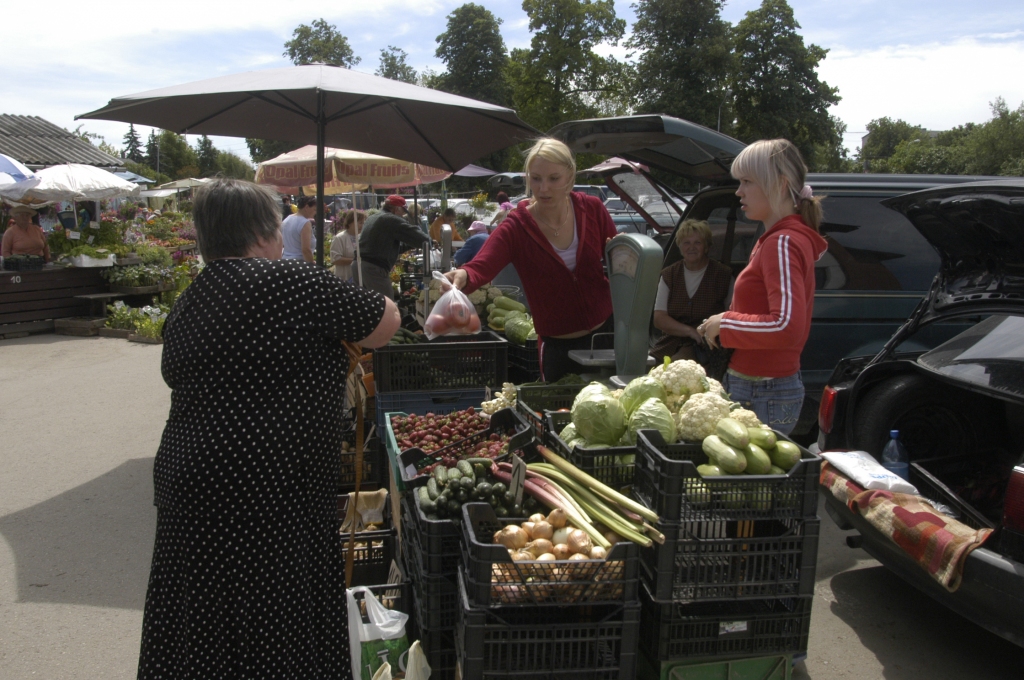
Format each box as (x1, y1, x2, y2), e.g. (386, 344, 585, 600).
(723, 371, 805, 436)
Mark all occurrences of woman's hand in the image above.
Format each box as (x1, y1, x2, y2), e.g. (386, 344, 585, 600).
(444, 269, 468, 290)
(699, 313, 724, 349)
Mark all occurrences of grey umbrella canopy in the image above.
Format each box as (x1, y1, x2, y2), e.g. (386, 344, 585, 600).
(77, 64, 538, 264)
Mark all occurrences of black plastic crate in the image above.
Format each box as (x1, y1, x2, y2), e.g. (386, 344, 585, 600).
(399, 273, 424, 293)
(397, 408, 534, 489)
(379, 388, 488, 453)
(415, 621, 458, 680)
(545, 411, 637, 491)
(460, 503, 639, 608)
(373, 331, 508, 393)
(634, 430, 821, 523)
(515, 383, 585, 438)
(339, 428, 384, 493)
(639, 584, 812, 661)
(456, 571, 640, 680)
(507, 339, 540, 383)
(402, 524, 461, 630)
(641, 517, 819, 604)
(909, 455, 1007, 530)
(2, 255, 45, 271)
(338, 493, 397, 587)
(400, 495, 464, 575)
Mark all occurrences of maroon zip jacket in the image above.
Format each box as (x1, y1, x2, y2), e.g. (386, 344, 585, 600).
(461, 192, 617, 338)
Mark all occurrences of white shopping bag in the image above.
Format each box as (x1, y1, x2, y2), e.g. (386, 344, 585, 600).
(347, 586, 410, 680)
(820, 450, 918, 494)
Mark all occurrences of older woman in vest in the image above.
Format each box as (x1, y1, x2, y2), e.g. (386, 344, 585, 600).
(651, 219, 733, 368)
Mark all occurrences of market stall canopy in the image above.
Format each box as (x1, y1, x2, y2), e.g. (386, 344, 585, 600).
(255, 145, 451, 194)
(454, 164, 497, 178)
(114, 170, 155, 185)
(0, 163, 138, 203)
(139, 189, 178, 198)
(0, 153, 35, 183)
(157, 178, 210, 190)
(0, 114, 125, 169)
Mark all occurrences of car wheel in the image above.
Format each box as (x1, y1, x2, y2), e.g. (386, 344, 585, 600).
(850, 374, 981, 461)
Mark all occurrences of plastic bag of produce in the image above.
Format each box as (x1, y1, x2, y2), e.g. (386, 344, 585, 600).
(423, 271, 482, 339)
(621, 376, 667, 417)
(571, 382, 626, 446)
(347, 586, 411, 680)
(628, 397, 677, 444)
(820, 450, 918, 494)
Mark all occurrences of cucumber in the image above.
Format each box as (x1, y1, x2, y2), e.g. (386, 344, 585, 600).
(769, 465, 787, 476)
(770, 440, 802, 471)
(716, 418, 750, 450)
(742, 443, 772, 475)
(494, 505, 509, 518)
(456, 460, 475, 481)
(492, 482, 507, 496)
(476, 481, 493, 497)
(465, 457, 496, 467)
(455, 488, 469, 502)
(696, 464, 723, 477)
(747, 427, 777, 450)
(494, 296, 526, 313)
(472, 463, 487, 479)
(417, 486, 436, 513)
(460, 476, 475, 490)
(447, 468, 463, 483)
(702, 435, 747, 475)
(426, 477, 440, 500)
(433, 466, 448, 487)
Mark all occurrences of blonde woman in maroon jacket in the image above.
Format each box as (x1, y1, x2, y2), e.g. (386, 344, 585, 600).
(701, 139, 828, 434)
(445, 138, 618, 381)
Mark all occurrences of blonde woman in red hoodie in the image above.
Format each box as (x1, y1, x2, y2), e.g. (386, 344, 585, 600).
(700, 139, 828, 434)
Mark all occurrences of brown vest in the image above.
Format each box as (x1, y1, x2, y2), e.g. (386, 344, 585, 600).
(651, 259, 732, 360)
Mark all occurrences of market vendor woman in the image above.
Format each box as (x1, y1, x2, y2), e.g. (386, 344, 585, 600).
(446, 138, 618, 382)
(136, 178, 399, 679)
(2, 205, 50, 262)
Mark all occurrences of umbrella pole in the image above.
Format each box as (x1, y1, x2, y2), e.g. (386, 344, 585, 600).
(315, 91, 326, 268)
(353, 188, 362, 287)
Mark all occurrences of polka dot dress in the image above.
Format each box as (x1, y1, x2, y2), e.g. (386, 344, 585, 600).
(137, 258, 386, 680)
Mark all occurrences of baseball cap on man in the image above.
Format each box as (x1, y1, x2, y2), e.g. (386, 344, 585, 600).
(384, 195, 407, 209)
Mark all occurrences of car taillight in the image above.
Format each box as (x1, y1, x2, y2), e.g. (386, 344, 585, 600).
(1003, 466, 1024, 533)
(818, 386, 838, 434)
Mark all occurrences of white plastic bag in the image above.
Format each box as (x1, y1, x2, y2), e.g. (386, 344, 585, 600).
(820, 450, 918, 494)
(347, 586, 410, 680)
(422, 271, 482, 339)
(405, 641, 432, 680)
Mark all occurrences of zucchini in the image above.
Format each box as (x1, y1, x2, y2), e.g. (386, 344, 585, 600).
(447, 468, 463, 483)
(747, 427, 777, 450)
(426, 477, 440, 500)
(742, 443, 772, 475)
(770, 441, 802, 471)
(494, 297, 526, 313)
(716, 418, 750, 449)
(456, 460, 476, 480)
(460, 476, 475, 490)
(702, 435, 747, 474)
(417, 486, 436, 513)
(433, 466, 448, 487)
(696, 464, 723, 477)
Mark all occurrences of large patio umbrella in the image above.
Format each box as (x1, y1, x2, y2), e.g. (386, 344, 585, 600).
(77, 63, 538, 264)
(0, 164, 138, 204)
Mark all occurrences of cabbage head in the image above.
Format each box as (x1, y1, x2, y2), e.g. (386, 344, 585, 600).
(504, 317, 535, 345)
(571, 385, 626, 446)
(572, 381, 611, 410)
(628, 397, 677, 444)
(558, 422, 577, 443)
(621, 376, 667, 417)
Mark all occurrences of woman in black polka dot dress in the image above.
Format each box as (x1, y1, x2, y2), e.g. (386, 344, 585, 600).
(137, 179, 400, 679)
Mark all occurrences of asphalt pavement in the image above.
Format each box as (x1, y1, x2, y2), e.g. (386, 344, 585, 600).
(1, 333, 1022, 679)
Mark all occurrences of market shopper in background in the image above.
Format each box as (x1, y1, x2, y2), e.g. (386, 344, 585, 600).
(445, 138, 618, 382)
(453, 220, 490, 266)
(331, 209, 365, 282)
(700, 139, 827, 435)
(490, 191, 513, 226)
(281, 194, 317, 262)
(137, 178, 398, 680)
(429, 207, 457, 243)
(651, 219, 732, 370)
(1, 205, 50, 262)
(359, 194, 430, 299)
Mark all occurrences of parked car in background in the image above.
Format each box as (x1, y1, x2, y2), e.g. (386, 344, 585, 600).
(604, 197, 631, 212)
(816, 179, 1024, 647)
(549, 114, 1001, 436)
(573, 184, 611, 201)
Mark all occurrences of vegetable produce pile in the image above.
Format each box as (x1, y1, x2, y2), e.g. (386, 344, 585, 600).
(481, 383, 517, 415)
(416, 458, 542, 521)
(387, 327, 428, 345)
(699, 418, 802, 477)
(389, 408, 514, 463)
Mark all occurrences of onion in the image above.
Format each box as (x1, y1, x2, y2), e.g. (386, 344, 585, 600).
(552, 527, 571, 546)
(526, 538, 554, 558)
(522, 521, 536, 539)
(496, 525, 528, 551)
(511, 550, 534, 562)
(546, 508, 568, 529)
(589, 546, 608, 560)
(531, 520, 554, 541)
(567, 528, 593, 556)
(529, 513, 547, 524)
(552, 543, 572, 560)
(536, 553, 556, 561)
(603, 530, 622, 545)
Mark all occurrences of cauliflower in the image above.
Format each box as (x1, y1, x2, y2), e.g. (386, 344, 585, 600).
(467, 289, 487, 305)
(481, 382, 518, 414)
(660, 360, 707, 397)
(610, 388, 624, 400)
(703, 377, 729, 399)
(665, 393, 686, 414)
(729, 407, 763, 429)
(487, 287, 503, 300)
(429, 278, 444, 291)
(418, 289, 427, 302)
(675, 392, 732, 442)
(428, 289, 441, 302)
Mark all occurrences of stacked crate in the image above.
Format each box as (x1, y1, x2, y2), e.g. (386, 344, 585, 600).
(632, 429, 821, 677)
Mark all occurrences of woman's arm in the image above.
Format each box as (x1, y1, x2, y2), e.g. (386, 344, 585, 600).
(653, 311, 702, 342)
(1, 229, 12, 257)
(457, 226, 514, 293)
(300, 222, 314, 263)
(330, 235, 353, 267)
(358, 297, 401, 348)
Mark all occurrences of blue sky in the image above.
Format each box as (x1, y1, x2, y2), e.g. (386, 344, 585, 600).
(3, 0, 1023, 164)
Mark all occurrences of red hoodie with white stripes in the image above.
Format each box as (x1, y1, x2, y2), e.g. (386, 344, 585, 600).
(719, 214, 829, 378)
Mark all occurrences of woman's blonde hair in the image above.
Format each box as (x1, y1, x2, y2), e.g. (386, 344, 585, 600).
(674, 219, 713, 253)
(730, 139, 823, 231)
(522, 138, 576, 198)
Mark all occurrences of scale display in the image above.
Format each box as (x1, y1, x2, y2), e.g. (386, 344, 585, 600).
(609, 245, 639, 279)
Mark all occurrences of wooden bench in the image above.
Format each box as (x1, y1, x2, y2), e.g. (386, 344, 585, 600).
(74, 292, 127, 317)
(0, 267, 108, 336)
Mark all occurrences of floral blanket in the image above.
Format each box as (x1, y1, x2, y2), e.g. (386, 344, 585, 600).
(820, 462, 993, 591)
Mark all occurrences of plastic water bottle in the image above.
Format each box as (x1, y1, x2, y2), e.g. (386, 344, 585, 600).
(881, 429, 910, 481)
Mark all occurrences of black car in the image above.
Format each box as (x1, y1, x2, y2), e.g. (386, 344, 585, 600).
(549, 114, 999, 436)
(817, 179, 1024, 647)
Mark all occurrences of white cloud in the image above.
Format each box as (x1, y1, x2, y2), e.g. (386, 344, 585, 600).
(819, 36, 1024, 152)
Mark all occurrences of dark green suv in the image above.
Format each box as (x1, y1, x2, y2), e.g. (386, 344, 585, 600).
(550, 114, 999, 436)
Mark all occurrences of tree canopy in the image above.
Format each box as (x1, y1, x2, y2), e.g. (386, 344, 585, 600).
(434, 3, 510, 106)
(376, 46, 418, 84)
(283, 18, 359, 67)
(123, 124, 144, 164)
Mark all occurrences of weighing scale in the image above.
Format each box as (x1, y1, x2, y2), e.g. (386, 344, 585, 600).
(568, 233, 663, 386)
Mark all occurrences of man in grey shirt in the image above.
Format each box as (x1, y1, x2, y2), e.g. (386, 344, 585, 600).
(358, 195, 430, 299)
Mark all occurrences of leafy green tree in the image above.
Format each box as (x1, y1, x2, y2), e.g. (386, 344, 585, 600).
(195, 135, 219, 176)
(157, 131, 199, 179)
(123, 124, 145, 163)
(146, 130, 160, 171)
(245, 139, 295, 164)
(859, 117, 928, 169)
(283, 18, 360, 67)
(509, 0, 626, 132)
(625, 0, 733, 131)
(960, 98, 1024, 175)
(124, 160, 170, 185)
(216, 151, 256, 180)
(376, 46, 417, 84)
(731, 0, 840, 168)
(878, 138, 968, 175)
(434, 4, 510, 106)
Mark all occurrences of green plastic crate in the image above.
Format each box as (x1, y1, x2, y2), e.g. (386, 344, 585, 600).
(638, 653, 792, 680)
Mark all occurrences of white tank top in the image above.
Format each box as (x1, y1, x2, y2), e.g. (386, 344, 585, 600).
(552, 214, 579, 271)
(281, 213, 315, 260)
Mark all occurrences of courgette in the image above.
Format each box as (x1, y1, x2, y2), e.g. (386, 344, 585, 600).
(447, 467, 463, 483)
(742, 443, 772, 475)
(460, 476, 475, 490)
(747, 427, 777, 450)
(426, 477, 440, 500)
(770, 441, 802, 471)
(716, 418, 750, 449)
(456, 460, 476, 480)
(433, 466, 448, 487)
(702, 435, 747, 474)
(494, 297, 526, 313)
(417, 486, 436, 513)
